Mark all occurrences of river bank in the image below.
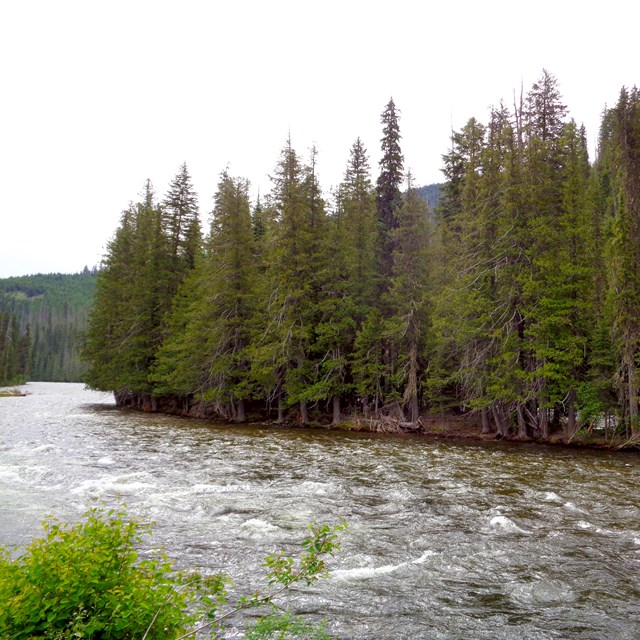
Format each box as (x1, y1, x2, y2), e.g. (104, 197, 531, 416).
(300, 413, 640, 451)
(110, 392, 640, 452)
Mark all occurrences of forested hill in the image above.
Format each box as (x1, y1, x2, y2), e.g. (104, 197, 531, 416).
(416, 183, 443, 212)
(0, 270, 97, 382)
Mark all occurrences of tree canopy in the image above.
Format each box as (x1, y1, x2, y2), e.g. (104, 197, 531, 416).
(82, 76, 640, 442)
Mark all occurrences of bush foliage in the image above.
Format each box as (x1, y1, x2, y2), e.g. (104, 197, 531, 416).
(0, 506, 344, 639)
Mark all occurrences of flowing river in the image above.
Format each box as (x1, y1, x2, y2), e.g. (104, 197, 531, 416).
(1, 382, 639, 639)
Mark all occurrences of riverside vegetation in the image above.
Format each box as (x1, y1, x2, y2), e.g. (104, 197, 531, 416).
(83, 71, 640, 446)
(0, 505, 344, 639)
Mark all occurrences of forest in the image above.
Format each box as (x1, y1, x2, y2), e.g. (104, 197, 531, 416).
(83, 71, 640, 443)
(0, 310, 30, 386)
(0, 271, 97, 383)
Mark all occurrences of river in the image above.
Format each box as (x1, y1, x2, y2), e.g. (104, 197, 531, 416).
(1, 382, 639, 638)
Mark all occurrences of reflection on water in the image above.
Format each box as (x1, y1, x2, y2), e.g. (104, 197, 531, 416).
(1, 382, 639, 639)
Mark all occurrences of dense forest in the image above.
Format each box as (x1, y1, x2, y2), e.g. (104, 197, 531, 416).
(0, 310, 30, 386)
(83, 71, 640, 443)
(0, 271, 97, 382)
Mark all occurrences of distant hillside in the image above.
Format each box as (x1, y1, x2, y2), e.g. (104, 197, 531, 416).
(416, 183, 444, 212)
(0, 270, 97, 382)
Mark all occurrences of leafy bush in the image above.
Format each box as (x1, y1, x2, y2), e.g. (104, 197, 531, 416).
(0, 506, 344, 639)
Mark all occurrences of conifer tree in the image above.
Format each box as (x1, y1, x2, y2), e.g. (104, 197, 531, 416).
(250, 140, 326, 423)
(304, 139, 376, 424)
(339, 137, 378, 308)
(84, 183, 171, 405)
(376, 98, 404, 284)
(162, 163, 202, 289)
(153, 172, 257, 421)
(384, 173, 431, 421)
(600, 87, 640, 432)
(0, 310, 30, 385)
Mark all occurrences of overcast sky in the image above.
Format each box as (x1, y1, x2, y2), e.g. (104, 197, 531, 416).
(1, 0, 637, 277)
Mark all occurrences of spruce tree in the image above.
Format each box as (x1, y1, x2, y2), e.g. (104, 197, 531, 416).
(153, 171, 257, 421)
(340, 137, 378, 308)
(600, 87, 640, 432)
(84, 183, 172, 405)
(384, 173, 431, 421)
(249, 140, 326, 423)
(376, 98, 404, 284)
(162, 163, 202, 289)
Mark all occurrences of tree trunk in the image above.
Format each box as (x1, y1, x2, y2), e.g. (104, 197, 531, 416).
(628, 361, 638, 430)
(540, 406, 550, 440)
(300, 401, 308, 424)
(481, 407, 492, 434)
(332, 395, 341, 426)
(517, 404, 527, 439)
(529, 399, 540, 437)
(566, 388, 577, 436)
(142, 393, 153, 412)
(405, 341, 420, 422)
(277, 394, 284, 423)
(236, 399, 246, 423)
(491, 404, 508, 438)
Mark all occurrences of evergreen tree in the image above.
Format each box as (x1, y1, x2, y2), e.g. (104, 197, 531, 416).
(249, 140, 326, 423)
(376, 98, 404, 284)
(162, 163, 202, 289)
(600, 87, 640, 432)
(84, 183, 172, 405)
(153, 172, 257, 421)
(384, 174, 431, 421)
(339, 137, 378, 308)
(0, 310, 30, 385)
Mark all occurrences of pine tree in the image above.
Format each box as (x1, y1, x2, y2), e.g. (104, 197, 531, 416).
(376, 98, 404, 285)
(84, 183, 172, 405)
(0, 310, 30, 385)
(600, 87, 640, 432)
(339, 137, 378, 308)
(162, 163, 202, 290)
(153, 172, 257, 421)
(384, 173, 431, 421)
(249, 140, 326, 423)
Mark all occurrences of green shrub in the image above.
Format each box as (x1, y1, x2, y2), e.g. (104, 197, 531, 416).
(0, 506, 200, 639)
(0, 506, 344, 639)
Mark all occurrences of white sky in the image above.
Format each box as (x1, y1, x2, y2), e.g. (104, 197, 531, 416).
(0, 0, 637, 277)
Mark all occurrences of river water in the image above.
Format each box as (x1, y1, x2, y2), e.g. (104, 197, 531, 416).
(1, 382, 639, 639)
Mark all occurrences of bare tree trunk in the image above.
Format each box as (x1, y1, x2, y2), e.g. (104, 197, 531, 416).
(529, 399, 540, 437)
(566, 389, 577, 436)
(332, 395, 341, 426)
(300, 401, 308, 425)
(142, 393, 153, 412)
(517, 404, 527, 439)
(277, 394, 284, 423)
(405, 342, 420, 423)
(628, 361, 638, 429)
(362, 397, 370, 418)
(492, 403, 508, 438)
(540, 406, 550, 440)
(236, 399, 246, 423)
(481, 407, 492, 434)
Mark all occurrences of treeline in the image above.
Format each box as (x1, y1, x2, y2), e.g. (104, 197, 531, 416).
(0, 271, 97, 381)
(0, 310, 30, 386)
(84, 71, 640, 440)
